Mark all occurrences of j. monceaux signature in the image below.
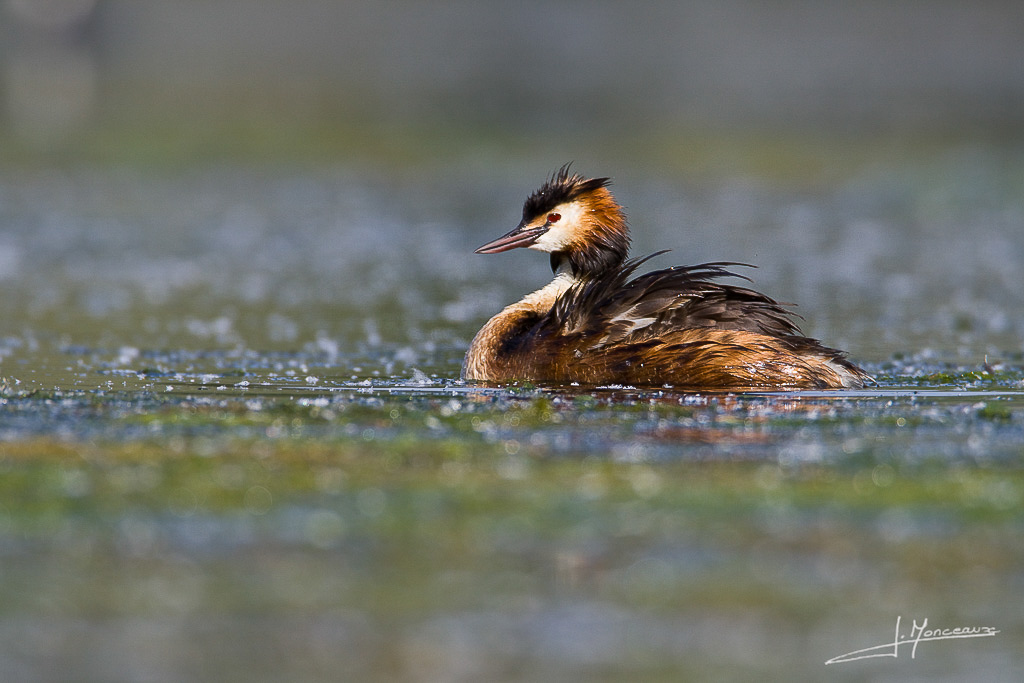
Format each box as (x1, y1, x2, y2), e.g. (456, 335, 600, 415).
(826, 615, 999, 665)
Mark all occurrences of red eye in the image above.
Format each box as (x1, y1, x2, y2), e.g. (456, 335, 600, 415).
(547, 212, 561, 224)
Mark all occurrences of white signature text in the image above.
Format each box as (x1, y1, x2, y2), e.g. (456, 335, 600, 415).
(826, 616, 999, 665)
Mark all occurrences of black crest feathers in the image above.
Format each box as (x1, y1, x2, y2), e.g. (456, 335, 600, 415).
(521, 163, 611, 223)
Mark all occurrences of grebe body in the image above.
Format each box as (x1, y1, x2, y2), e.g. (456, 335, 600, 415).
(462, 166, 870, 390)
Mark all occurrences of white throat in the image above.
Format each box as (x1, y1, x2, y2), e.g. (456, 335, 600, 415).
(517, 269, 579, 310)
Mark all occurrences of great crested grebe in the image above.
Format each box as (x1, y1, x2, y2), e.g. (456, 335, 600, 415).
(462, 165, 871, 389)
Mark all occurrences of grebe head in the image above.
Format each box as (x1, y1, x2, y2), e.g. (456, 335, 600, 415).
(475, 164, 631, 276)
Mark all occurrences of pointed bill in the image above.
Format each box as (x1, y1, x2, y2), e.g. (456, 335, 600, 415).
(474, 225, 548, 254)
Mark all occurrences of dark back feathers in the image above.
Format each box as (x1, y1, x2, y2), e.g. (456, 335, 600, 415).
(542, 254, 803, 348)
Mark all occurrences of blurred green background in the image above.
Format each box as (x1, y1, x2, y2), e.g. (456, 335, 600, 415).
(4, 0, 1024, 165)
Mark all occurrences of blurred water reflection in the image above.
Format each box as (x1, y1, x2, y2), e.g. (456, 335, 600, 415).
(1, 154, 1021, 364)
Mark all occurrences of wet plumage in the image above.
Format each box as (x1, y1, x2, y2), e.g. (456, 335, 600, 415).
(463, 165, 871, 389)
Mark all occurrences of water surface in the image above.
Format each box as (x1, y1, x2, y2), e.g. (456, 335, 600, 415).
(1, 153, 1022, 681)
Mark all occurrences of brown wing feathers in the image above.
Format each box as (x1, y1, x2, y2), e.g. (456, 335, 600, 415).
(547, 255, 803, 347)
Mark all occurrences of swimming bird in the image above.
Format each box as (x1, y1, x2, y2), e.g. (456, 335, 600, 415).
(462, 165, 871, 389)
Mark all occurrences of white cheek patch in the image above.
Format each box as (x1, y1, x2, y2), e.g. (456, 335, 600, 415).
(527, 201, 587, 253)
(529, 227, 572, 252)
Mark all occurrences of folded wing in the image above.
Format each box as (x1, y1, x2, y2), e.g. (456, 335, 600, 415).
(547, 254, 802, 349)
